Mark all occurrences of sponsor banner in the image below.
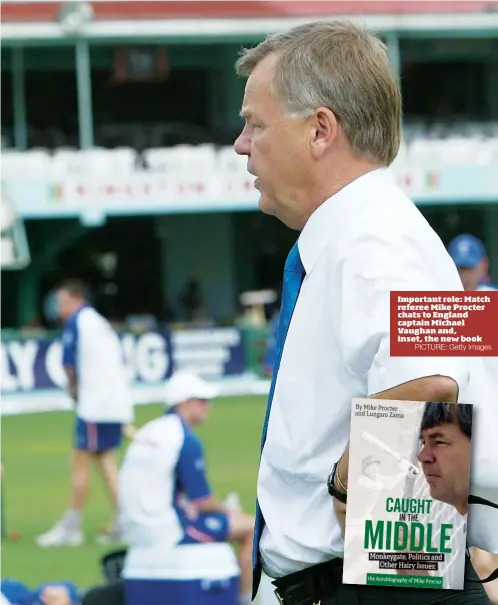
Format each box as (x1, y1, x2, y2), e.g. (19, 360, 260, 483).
(3, 165, 497, 220)
(0, 327, 246, 396)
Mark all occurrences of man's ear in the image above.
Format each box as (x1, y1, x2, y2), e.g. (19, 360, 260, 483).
(310, 107, 338, 159)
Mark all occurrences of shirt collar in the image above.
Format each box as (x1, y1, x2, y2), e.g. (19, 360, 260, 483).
(65, 302, 90, 325)
(298, 167, 393, 275)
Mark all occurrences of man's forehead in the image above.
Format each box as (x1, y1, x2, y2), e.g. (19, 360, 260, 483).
(422, 426, 449, 436)
(421, 422, 459, 438)
(241, 54, 278, 105)
(249, 53, 278, 84)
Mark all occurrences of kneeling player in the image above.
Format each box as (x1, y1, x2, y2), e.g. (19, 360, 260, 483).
(118, 371, 254, 605)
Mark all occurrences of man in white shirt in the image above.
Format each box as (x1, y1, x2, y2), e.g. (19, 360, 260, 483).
(119, 371, 255, 605)
(234, 21, 490, 604)
(37, 280, 135, 548)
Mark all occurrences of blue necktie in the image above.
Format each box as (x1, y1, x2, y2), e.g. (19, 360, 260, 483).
(252, 241, 306, 598)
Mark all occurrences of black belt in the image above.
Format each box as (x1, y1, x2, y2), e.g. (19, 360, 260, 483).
(271, 558, 344, 605)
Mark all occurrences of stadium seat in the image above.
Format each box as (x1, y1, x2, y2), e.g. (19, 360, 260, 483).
(190, 144, 218, 173)
(51, 148, 82, 177)
(112, 147, 138, 174)
(143, 147, 176, 173)
(1, 150, 52, 179)
(218, 146, 247, 173)
(2, 122, 497, 181)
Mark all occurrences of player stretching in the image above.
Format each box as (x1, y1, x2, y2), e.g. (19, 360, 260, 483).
(37, 279, 134, 547)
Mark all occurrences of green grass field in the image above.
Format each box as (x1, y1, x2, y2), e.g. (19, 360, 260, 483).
(1, 396, 265, 590)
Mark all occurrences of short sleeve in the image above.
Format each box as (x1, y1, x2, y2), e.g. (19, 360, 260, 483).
(176, 429, 212, 502)
(338, 236, 469, 399)
(61, 316, 78, 369)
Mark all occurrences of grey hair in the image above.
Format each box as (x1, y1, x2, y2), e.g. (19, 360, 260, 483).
(236, 21, 402, 166)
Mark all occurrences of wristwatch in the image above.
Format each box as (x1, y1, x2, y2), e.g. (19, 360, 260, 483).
(327, 462, 347, 504)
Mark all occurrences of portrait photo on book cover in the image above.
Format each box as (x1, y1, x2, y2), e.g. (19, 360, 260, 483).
(343, 398, 472, 590)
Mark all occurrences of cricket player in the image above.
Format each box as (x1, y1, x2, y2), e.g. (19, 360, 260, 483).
(119, 371, 254, 605)
(37, 279, 134, 547)
(448, 234, 498, 291)
(448, 235, 498, 602)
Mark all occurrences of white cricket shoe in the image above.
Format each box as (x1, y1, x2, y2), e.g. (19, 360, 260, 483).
(36, 520, 84, 548)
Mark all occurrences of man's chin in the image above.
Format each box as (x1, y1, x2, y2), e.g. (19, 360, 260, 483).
(429, 486, 450, 506)
(258, 194, 275, 216)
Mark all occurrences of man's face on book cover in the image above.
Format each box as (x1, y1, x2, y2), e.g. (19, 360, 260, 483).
(417, 420, 471, 514)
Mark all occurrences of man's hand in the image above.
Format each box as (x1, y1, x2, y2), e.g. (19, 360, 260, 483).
(191, 495, 228, 515)
(333, 374, 459, 535)
(68, 384, 77, 401)
(123, 424, 137, 440)
(39, 586, 71, 605)
(65, 367, 77, 402)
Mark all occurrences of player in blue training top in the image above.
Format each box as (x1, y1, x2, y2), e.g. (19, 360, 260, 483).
(119, 371, 255, 605)
(37, 279, 135, 548)
(448, 234, 498, 291)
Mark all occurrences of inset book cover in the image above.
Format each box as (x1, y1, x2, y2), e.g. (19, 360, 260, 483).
(343, 398, 472, 590)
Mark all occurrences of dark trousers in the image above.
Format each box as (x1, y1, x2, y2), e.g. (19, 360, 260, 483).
(321, 557, 490, 604)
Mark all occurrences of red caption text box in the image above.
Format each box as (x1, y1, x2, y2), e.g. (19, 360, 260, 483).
(390, 291, 498, 356)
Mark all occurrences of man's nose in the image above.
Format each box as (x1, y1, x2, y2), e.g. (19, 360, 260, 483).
(234, 129, 250, 156)
(417, 444, 434, 463)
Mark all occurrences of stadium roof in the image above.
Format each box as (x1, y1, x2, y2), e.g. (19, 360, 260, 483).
(2, 1, 498, 21)
(2, 0, 498, 42)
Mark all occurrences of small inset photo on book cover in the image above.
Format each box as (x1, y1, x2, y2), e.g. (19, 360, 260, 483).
(343, 398, 472, 591)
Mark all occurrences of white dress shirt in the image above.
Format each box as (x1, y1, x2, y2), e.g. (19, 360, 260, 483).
(258, 167, 470, 578)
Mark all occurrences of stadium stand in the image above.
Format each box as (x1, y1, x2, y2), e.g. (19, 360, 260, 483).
(2, 121, 498, 182)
